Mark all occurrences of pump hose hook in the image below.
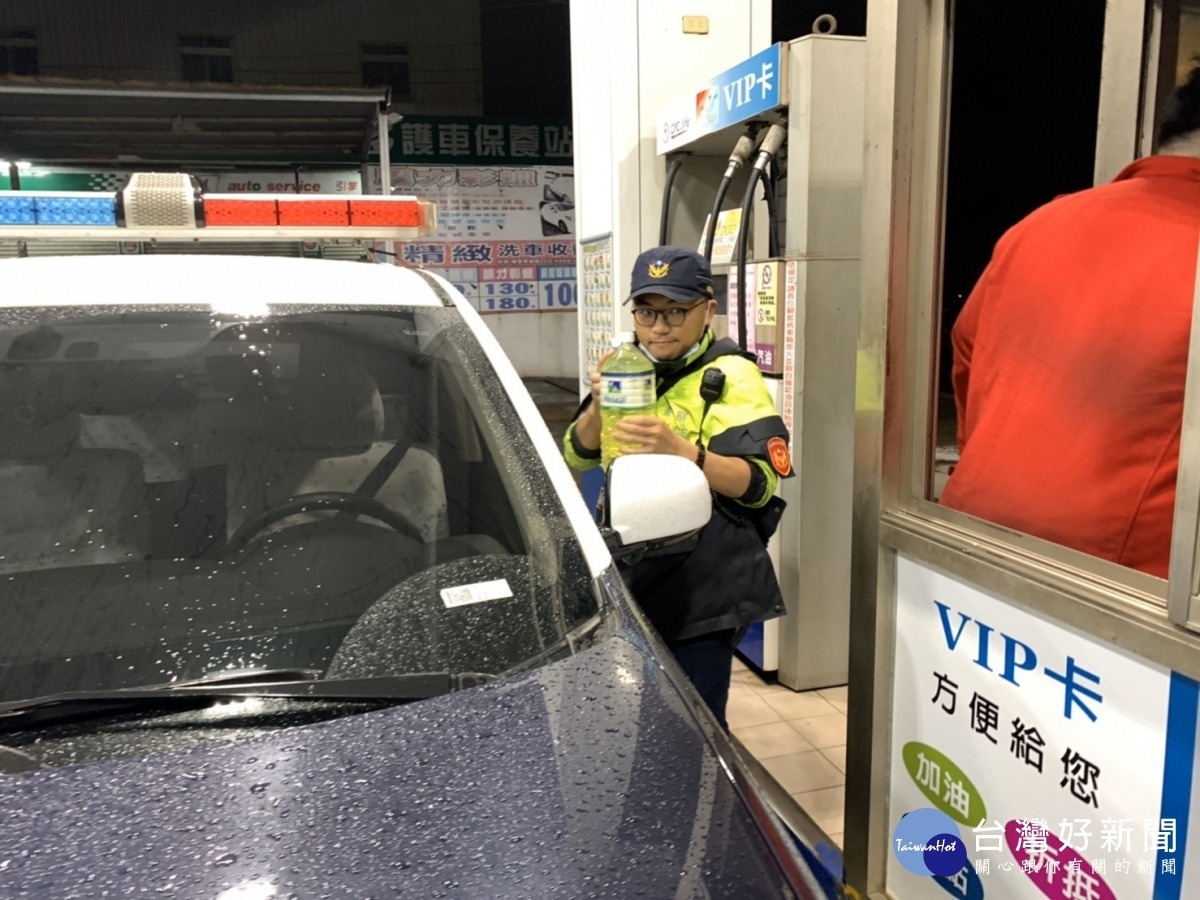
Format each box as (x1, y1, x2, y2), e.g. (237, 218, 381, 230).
(813, 14, 838, 35)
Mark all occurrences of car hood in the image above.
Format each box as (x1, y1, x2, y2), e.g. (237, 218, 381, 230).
(0, 633, 801, 899)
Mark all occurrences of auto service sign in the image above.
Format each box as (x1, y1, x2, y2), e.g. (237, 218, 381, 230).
(888, 555, 1199, 900)
(198, 170, 363, 194)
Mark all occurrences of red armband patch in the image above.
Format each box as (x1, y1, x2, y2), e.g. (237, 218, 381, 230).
(767, 436, 792, 476)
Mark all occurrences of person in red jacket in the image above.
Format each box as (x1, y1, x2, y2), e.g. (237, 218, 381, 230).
(940, 66, 1200, 579)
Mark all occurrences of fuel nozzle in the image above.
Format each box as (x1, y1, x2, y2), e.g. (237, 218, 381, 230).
(722, 128, 759, 180)
(751, 121, 788, 171)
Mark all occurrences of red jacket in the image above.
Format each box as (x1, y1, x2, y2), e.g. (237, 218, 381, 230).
(940, 155, 1200, 578)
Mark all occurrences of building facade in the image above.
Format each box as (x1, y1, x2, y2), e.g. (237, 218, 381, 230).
(0, 0, 483, 116)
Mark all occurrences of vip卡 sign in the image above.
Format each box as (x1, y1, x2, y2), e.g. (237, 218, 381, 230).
(657, 44, 788, 154)
(887, 555, 1200, 900)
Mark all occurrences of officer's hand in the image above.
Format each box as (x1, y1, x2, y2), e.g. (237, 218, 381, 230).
(613, 416, 690, 456)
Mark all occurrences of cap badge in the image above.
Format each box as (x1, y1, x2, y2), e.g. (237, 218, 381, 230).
(648, 260, 670, 279)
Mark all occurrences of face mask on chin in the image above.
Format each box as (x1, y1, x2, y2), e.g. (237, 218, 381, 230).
(638, 340, 702, 366)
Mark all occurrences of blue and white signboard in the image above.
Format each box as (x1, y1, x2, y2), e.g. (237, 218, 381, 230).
(657, 43, 788, 154)
(888, 554, 1200, 900)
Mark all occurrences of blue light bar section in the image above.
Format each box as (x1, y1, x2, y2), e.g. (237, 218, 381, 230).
(35, 195, 117, 226)
(0, 191, 119, 226)
(0, 195, 36, 225)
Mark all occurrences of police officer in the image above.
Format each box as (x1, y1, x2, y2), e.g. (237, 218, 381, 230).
(563, 245, 793, 728)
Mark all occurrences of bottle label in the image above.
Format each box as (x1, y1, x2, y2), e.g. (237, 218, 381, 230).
(601, 373, 655, 409)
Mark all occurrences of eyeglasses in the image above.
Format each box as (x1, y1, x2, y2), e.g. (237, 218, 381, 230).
(631, 301, 707, 327)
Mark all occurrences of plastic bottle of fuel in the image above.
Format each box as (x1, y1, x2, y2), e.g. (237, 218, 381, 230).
(599, 332, 656, 468)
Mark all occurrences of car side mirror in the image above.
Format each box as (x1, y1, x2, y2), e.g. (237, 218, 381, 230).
(602, 454, 712, 560)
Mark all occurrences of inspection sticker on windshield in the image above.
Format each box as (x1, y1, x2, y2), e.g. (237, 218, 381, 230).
(440, 579, 514, 609)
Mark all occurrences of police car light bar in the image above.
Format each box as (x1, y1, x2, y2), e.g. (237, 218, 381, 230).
(0, 171, 436, 242)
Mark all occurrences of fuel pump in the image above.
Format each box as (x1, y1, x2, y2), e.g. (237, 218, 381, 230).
(649, 34, 866, 690)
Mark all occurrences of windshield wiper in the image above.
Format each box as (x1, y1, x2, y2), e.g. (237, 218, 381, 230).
(163, 667, 325, 689)
(0, 672, 495, 728)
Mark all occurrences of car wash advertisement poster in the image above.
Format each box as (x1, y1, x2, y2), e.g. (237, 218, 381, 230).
(365, 164, 577, 316)
(888, 554, 1200, 900)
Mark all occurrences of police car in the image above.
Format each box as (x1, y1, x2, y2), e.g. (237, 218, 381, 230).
(0, 175, 833, 899)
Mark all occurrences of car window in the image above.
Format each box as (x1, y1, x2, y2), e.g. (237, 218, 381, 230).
(0, 304, 599, 703)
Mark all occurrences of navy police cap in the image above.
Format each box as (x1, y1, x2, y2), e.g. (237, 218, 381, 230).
(625, 245, 715, 304)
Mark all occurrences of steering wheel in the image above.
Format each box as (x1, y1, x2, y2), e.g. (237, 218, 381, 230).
(227, 491, 425, 554)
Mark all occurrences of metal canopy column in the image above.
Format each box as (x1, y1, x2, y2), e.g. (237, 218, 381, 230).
(845, 0, 952, 890)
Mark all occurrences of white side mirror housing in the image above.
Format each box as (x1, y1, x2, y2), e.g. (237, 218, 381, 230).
(606, 454, 712, 550)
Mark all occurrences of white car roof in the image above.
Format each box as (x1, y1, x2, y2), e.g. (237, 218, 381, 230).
(0, 254, 447, 309)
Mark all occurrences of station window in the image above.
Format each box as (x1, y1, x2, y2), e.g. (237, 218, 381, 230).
(916, 2, 1194, 590)
(1177, 2, 1200, 86)
(180, 36, 234, 83)
(0, 29, 38, 77)
(361, 44, 410, 97)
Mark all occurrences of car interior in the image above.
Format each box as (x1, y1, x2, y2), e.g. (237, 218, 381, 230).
(0, 309, 597, 704)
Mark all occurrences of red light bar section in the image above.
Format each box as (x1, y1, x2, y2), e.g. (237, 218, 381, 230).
(204, 197, 279, 226)
(161, 191, 433, 233)
(276, 197, 350, 227)
(348, 197, 421, 227)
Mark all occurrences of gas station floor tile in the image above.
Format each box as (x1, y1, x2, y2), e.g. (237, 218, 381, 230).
(761, 749, 844, 794)
(745, 679, 793, 696)
(733, 720, 816, 759)
(733, 671, 797, 700)
(729, 660, 849, 850)
(759, 688, 839, 721)
(817, 685, 848, 712)
(789, 713, 848, 751)
(819, 744, 847, 773)
(791, 785, 845, 837)
(726, 693, 785, 730)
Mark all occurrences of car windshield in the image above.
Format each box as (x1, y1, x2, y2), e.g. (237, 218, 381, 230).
(0, 302, 599, 705)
